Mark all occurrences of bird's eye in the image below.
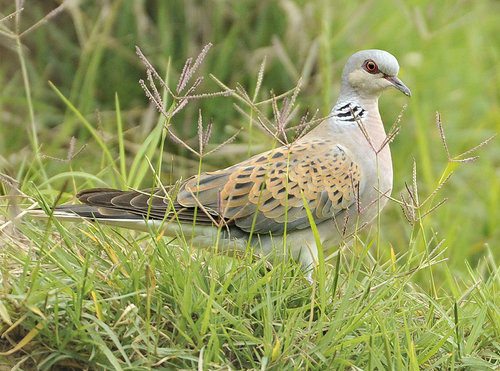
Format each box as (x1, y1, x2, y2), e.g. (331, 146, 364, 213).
(364, 60, 378, 73)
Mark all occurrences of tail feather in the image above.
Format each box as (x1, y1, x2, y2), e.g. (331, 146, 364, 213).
(54, 204, 142, 220)
(29, 205, 158, 231)
(28, 204, 227, 242)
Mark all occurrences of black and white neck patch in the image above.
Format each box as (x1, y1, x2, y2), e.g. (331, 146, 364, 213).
(332, 102, 367, 123)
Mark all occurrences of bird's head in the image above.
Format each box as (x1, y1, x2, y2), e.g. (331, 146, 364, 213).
(341, 49, 411, 99)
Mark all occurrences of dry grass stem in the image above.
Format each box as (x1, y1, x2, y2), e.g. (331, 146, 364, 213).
(19, 2, 66, 37)
(436, 111, 496, 163)
(253, 57, 267, 102)
(380, 104, 407, 152)
(39, 137, 87, 163)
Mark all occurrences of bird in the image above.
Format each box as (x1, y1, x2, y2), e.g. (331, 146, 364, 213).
(32, 49, 411, 275)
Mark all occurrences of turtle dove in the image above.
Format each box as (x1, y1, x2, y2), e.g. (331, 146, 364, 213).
(33, 49, 411, 274)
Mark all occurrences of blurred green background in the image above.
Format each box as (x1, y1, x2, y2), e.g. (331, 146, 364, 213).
(1, 0, 499, 275)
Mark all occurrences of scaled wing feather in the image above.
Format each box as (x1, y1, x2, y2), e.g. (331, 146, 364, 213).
(177, 138, 361, 233)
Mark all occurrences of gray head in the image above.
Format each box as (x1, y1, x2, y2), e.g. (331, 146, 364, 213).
(340, 49, 411, 100)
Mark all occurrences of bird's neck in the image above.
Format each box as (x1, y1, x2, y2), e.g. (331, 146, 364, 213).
(328, 96, 388, 150)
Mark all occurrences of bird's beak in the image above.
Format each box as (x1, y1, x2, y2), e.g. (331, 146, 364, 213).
(384, 76, 411, 97)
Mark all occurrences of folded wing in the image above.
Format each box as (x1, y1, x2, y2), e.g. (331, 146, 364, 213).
(177, 138, 361, 233)
(73, 138, 361, 235)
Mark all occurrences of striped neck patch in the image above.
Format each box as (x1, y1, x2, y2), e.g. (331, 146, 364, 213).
(332, 102, 367, 123)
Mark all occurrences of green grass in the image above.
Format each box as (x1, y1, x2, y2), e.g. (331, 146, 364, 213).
(1, 0, 499, 369)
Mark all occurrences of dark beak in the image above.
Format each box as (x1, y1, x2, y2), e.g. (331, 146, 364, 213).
(384, 76, 411, 97)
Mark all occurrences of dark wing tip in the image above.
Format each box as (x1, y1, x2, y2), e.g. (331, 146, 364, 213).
(77, 188, 120, 203)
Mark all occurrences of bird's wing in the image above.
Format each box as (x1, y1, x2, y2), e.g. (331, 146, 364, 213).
(177, 137, 361, 233)
(74, 138, 361, 234)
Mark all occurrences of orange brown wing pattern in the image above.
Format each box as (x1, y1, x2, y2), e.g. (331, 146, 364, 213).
(177, 138, 361, 233)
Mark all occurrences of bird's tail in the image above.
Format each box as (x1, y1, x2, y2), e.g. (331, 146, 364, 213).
(28, 205, 153, 231)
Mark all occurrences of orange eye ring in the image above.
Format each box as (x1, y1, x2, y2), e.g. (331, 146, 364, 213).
(364, 60, 378, 73)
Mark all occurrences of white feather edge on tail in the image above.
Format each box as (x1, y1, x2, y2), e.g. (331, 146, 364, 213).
(27, 209, 241, 250)
(29, 208, 155, 231)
